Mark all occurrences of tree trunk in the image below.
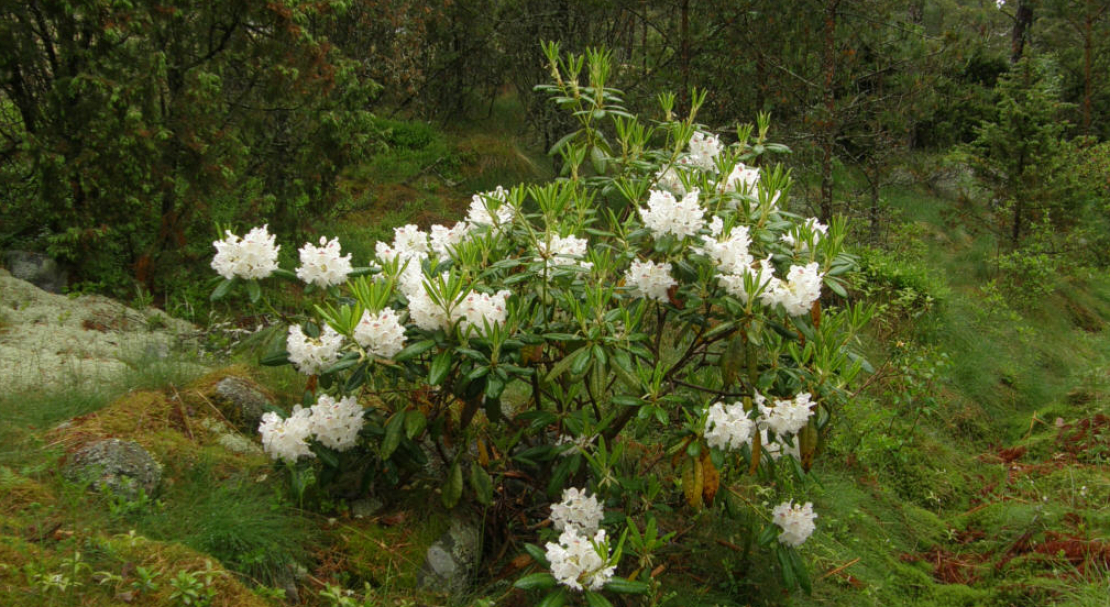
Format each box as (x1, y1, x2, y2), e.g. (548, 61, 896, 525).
(679, 0, 690, 114)
(1010, 0, 1035, 64)
(820, 0, 841, 223)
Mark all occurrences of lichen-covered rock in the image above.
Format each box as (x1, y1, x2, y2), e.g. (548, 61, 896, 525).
(213, 376, 273, 432)
(417, 518, 481, 594)
(0, 269, 200, 394)
(3, 250, 67, 293)
(63, 439, 163, 500)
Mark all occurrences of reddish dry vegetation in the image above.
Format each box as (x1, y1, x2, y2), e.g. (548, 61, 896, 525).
(1056, 413, 1110, 462)
(902, 414, 1110, 586)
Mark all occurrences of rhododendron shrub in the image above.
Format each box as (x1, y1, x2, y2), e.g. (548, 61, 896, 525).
(212, 44, 871, 600)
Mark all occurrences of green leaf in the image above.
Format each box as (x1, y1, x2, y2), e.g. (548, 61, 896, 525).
(514, 572, 558, 591)
(259, 344, 290, 365)
(524, 543, 550, 567)
(777, 547, 797, 590)
(584, 591, 614, 607)
(536, 588, 568, 607)
(789, 547, 812, 594)
(322, 352, 360, 375)
(545, 345, 589, 383)
(825, 276, 848, 298)
(404, 409, 427, 440)
(271, 268, 298, 281)
(381, 412, 404, 460)
(603, 578, 651, 594)
(428, 350, 453, 386)
(442, 461, 463, 509)
(469, 464, 494, 506)
(393, 339, 437, 362)
(210, 278, 235, 301)
(316, 446, 340, 469)
(246, 279, 262, 304)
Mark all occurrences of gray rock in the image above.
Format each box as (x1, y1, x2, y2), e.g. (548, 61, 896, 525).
(3, 250, 67, 293)
(349, 497, 384, 519)
(417, 519, 481, 594)
(214, 376, 273, 432)
(63, 439, 162, 501)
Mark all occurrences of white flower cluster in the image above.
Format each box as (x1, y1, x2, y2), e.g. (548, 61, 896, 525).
(687, 131, 722, 171)
(549, 487, 604, 535)
(545, 528, 616, 592)
(211, 225, 281, 280)
(766, 263, 824, 316)
(259, 406, 314, 463)
(720, 162, 761, 195)
(296, 236, 353, 288)
(455, 289, 512, 335)
(537, 234, 591, 270)
(467, 186, 514, 228)
(307, 394, 365, 451)
(353, 308, 407, 359)
(638, 189, 706, 239)
(717, 259, 823, 317)
(258, 394, 366, 462)
(759, 392, 815, 437)
(771, 500, 817, 547)
(699, 225, 753, 275)
(625, 259, 676, 302)
(430, 221, 470, 256)
(287, 324, 344, 375)
(761, 428, 800, 461)
(782, 218, 828, 250)
(704, 401, 756, 451)
(717, 257, 779, 303)
(376, 224, 430, 264)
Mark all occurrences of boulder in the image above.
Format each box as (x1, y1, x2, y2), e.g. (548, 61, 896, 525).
(3, 250, 67, 293)
(213, 376, 273, 433)
(63, 439, 162, 500)
(417, 519, 481, 594)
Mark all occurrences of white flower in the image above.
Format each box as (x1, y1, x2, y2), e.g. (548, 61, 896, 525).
(705, 401, 756, 451)
(353, 308, 407, 359)
(699, 225, 753, 275)
(655, 166, 687, 196)
(550, 487, 605, 535)
(720, 162, 761, 195)
(308, 394, 364, 451)
(211, 225, 280, 280)
(759, 392, 816, 436)
(430, 222, 471, 256)
(454, 289, 511, 335)
(782, 218, 828, 250)
(408, 286, 452, 332)
(259, 407, 314, 463)
(625, 259, 677, 303)
(638, 189, 706, 239)
(772, 501, 817, 547)
(295, 236, 353, 288)
(718, 257, 781, 303)
(687, 131, 722, 171)
(545, 528, 616, 592)
(467, 186, 514, 228)
(555, 434, 594, 456)
(375, 224, 429, 265)
(286, 324, 344, 375)
(761, 428, 801, 461)
(537, 234, 591, 270)
(765, 263, 823, 316)
(395, 260, 427, 299)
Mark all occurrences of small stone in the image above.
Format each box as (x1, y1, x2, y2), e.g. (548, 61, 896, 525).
(63, 439, 162, 501)
(349, 497, 384, 519)
(213, 376, 273, 432)
(3, 250, 67, 293)
(417, 519, 481, 594)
